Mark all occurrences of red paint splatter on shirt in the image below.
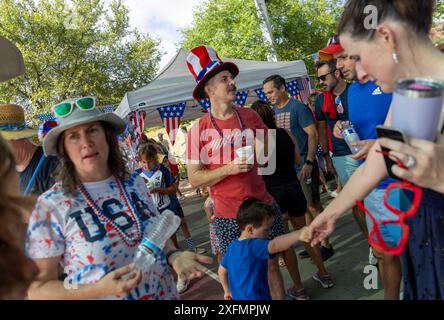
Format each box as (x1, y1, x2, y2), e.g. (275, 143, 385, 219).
(44, 239, 52, 248)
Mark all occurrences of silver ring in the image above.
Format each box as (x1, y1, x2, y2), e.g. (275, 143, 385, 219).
(405, 155, 416, 168)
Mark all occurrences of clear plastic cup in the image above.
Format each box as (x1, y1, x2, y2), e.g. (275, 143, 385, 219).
(235, 145, 254, 164)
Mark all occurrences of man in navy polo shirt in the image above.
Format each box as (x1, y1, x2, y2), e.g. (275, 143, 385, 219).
(320, 36, 400, 300)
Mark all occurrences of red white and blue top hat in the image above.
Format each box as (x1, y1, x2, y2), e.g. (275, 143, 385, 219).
(186, 46, 239, 100)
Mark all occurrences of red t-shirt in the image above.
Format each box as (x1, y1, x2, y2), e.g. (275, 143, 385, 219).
(187, 106, 273, 219)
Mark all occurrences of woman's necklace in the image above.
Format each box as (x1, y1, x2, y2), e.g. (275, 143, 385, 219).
(79, 175, 142, 247)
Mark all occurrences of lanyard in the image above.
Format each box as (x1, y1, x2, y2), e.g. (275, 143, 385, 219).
(209, 107, 246, 147)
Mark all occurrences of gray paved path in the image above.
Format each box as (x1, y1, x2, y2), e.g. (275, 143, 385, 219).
(175, 180, 385, 300)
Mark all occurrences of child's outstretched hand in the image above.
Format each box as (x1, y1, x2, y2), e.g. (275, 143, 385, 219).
(151, 188, 163, 194)
(150, 188, 163, 193)
(299, 226, 311, 243)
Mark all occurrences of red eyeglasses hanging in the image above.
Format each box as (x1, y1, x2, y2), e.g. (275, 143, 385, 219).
(356, 149, 423, 256)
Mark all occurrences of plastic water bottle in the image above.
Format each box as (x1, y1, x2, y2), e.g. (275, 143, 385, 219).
(133, 210, 181, 271)
(341, 122, 363, 154)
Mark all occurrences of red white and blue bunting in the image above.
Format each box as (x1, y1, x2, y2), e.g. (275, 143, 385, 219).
(126, 110, 147, 145)
(157, 102, 186, 145)
(254, 88, 270, 103)
(235, 90, 249, 107)
(198, 98, 211, 112)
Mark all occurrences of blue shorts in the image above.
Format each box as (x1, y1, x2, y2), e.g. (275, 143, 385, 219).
(364, 188, 401, 247)
(332, 155, 360, 186)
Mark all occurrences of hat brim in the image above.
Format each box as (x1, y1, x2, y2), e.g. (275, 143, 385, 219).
(0, 36, 25, 83)
(318, 43, 344, 60)
(0, 127, 37, 141)
(192, 62, 239, 100)
(42, 113, 126, 156)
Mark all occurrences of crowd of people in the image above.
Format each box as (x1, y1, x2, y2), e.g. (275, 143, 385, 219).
(1, 0, 443, 301)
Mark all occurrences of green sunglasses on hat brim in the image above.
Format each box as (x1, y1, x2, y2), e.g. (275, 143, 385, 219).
(52, 97, 96, 118)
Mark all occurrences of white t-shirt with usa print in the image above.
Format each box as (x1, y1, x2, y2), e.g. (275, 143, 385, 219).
(26, 173, 178, 300)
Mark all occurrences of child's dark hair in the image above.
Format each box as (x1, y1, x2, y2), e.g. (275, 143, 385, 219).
(138, 143, 158, 161)
(237, 198, 275, 230)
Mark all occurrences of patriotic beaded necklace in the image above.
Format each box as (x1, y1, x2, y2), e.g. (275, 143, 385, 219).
(209, 107, 246, 148)
(78, 175, 142, 247)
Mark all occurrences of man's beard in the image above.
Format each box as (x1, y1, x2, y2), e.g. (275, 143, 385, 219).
(325, 79, 338, 92)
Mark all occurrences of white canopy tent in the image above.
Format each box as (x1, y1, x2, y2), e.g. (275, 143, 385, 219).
(115, 48, 310, 128)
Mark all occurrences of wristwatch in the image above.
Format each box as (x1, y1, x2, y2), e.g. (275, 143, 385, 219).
(305, 159, 314, 166)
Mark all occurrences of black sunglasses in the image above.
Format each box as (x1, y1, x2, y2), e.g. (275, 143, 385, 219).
(317, 69, 336, 82)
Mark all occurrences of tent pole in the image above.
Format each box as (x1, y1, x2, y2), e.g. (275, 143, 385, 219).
(254, 0, 278, 62)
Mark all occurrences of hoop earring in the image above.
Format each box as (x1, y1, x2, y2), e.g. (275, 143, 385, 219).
(392, 52, 399, 64)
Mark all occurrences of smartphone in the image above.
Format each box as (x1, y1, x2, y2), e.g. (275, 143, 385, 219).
(376, 125, 409, 180)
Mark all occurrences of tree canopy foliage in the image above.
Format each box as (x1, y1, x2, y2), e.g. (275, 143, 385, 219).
(181, 0, 343, 74)
(0, 0, 161, 119)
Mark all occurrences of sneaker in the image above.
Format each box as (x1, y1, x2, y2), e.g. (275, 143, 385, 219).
(369, 247, 378, 266)
(312, 272, 334, 289)
(329, 190, 338, 198)
(298, 250, 310, 259)
(320, 246, 335, 261)
(286, 287, 310, 300)
(177, 278, 190, 294)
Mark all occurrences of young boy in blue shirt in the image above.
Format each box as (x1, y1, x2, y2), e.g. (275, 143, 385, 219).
(219, 198, 310, 300)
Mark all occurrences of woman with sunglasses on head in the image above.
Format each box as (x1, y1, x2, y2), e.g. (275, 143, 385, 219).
(308, 0, 444, 300)
(26, 97, 212, 299)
